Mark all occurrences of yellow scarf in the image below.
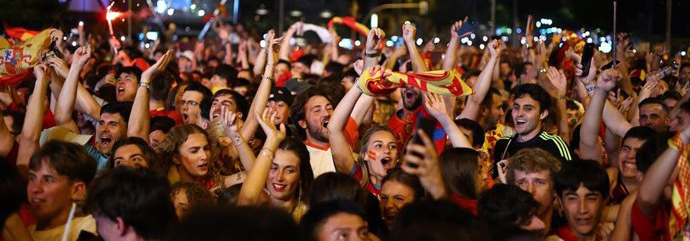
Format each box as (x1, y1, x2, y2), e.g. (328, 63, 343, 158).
(357, 67, 473, 97)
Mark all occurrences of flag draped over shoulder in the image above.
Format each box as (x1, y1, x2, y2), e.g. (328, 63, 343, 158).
(357, 67, 473, 97)
(670, 146, 689, 240)
(0, 28, 58, 86)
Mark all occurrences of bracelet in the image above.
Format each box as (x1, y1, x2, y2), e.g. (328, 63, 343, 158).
(260, 148, 275, 159)
(365, 51, 381, 58)
(586, 85, 596, 93)
(138, 82, 151, 90)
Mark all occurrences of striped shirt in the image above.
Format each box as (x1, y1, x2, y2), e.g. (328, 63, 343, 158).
(492, 131, 573, 178)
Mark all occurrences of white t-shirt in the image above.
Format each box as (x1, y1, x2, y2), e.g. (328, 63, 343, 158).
(304, 142, 337, 177)
(29, 215, 97, 241)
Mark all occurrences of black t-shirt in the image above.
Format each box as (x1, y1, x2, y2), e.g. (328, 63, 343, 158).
(492, 131, 574, 178)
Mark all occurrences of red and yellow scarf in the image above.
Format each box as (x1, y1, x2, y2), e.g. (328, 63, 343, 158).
(357, 67, 473, 97)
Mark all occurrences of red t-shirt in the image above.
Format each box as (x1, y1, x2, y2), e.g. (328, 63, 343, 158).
(387, 107, 447, 154)
(631, 200, 671, 241)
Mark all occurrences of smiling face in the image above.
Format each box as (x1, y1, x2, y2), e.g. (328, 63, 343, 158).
(174, 133, 210, 177)
(299, 96, 333, 144)
(558, 184, 605, 238)
(380, 180, 415, 228)
(317, 212, 370, 241)
(617, 137, 645, 178)
(512, 94, 547, 141)
(364, 131, 398, 178)
(512, 170, 555, 218)
(210, 94, 237, 121)
(113, 144, 149, 169)
(27, 161, 80, 228)
(116, 72, 138, 102)
(97, 113, 128, 156)
(180, 91, 204, 125)
(266, 149, 301, 201)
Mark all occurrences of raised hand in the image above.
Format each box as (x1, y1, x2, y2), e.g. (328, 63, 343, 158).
(596, 69, 621, 92)
(575, 57, 597, 85)
(46, 57, 69, 78)
(221, 106, 240, 136)
(488, 40, 503, 58)
(71, 45, 91, 67)
(424, 92, 448, 120)
(256, 108, 286, 146)
(365, 28, 385, 53)
(401, 129, 445, 199)
(450, 17, 470, 39)
(33, 64, 48, 81)
(546, 66, 567, 96)
(141, 49, 174, 83)
(402, 22, 417, 42)
(353, 59, 364, 76)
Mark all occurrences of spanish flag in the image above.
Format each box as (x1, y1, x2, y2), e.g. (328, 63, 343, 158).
(357, 67, 473, 97)
(670, 148, 689, 240)
(328, 17, 370, 36)
(0, 28, 57, 85)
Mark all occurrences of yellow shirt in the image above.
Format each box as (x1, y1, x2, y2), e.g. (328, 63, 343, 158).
(29, 215, 97, 241)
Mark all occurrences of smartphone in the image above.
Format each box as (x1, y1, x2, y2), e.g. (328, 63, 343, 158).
(580, 43, 595, 77)
(601, 60, 621, 70)
(407, 117, 436, 168)
(456, 21, 476, 37)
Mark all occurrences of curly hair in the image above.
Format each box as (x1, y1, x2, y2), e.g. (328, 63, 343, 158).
(170, 182, 214, 216)
(156, 124, 218, 177)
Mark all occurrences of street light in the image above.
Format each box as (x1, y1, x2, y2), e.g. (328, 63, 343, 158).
(363, 1, 429, 29)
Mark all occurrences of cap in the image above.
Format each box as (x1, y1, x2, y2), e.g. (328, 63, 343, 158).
(179, 50, 195, 61)
(269, 87, 294, 106)
(39, 126, 92, 146)
(283, 79, 312, 96)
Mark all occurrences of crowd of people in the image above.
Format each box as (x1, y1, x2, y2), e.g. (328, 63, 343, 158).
(0, 13, 689, 241)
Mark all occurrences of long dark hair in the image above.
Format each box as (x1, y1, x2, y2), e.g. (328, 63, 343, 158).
(439, 148, 480, 199)
(278, 137, 314, 203)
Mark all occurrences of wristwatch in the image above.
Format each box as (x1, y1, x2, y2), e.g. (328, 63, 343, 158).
(138, 82, 151, 90)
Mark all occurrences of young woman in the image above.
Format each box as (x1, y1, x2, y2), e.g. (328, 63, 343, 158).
(236, 108, 314, 221)
(108, 137, 160, 171)
(379, 168, 426, 229)
(157, 124, 245, 193)
(327, 67, 398, 197)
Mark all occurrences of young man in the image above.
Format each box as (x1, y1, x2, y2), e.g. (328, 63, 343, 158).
(638, 98, 670, 133)
(86, 167, 177, 241)
(27, 141, 98, 240)
(506, 148, 562, 236)
(292, 87, 360, 177)
(268, 87, 294, 126)
(300, 200, 372, 241)
(180, 81, 212, 129)
(85, 102, 132, 169)
(493, 84, 573, 178)
(478, 183, 545, 232)
(209, 64, 238, 94)
(550, 160, 610, 240)
(209, 89, 248, 121)
(115, 67, 142, 102)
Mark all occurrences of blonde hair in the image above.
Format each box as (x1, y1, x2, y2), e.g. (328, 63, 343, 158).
(156, 124, 218, 177)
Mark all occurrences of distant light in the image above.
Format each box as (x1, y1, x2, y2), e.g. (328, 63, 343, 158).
(586, 37, 593, 43)
(461, 37, 468, 43)
(197, 10, 205, 17)
(146, 32, 158, 40)
(371, 14, 379, 28)
(482, 36, 488, 41)
(479, 44, 485, 49)
(106, 11, 121, 21)
(120, 36, 125, 41)
(506, 28, 512, 34)
(256, 8, 268, 15)
(320, 11, 332, 19)
(185, 26, 190, 32)
(516, 28, 522, 34)
(339, 38, 353, 49)
(520, 37, 527, 45)
(681, 51, 687, 56)
(78, 21, 84, 26)
(501, 36, 508, 42)
(190, 4, 196, 10)
(467, 40, 473, 45)
(433, 37, 440, 44)
(145, 43, 150, 48)
(470, 33, 476, 39)
(540, 35, 547, 41)
(632, 49, 637, 53)
(536, 22, 541, 28)
(533, 36, 539, 42)
(599, 41, 612, 53)
(156, 0, 166, 13)
(63, 36, 67, 40)
(260, 40, 266, 48)
(290, 10, 302, 17)
(386, 40, 394, 47)
(354, 40, 361, 46)
(600, 37, 606, 42)
(167, 8, 174, 16)
(71, 41, 77, 47)
(391, 36, 398, 42)
(416, 38, 423, 46)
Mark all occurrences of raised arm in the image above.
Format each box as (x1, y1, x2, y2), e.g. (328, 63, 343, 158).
(459, 40, 501, 120)
(241, 30, 280, 141)
(252, 47, 268, 78)
(401, 22, 427, 72)
(128, 50, 173, 142)
(364, 28, 385, 70)
(221, 108, 255, 171)
(579, 68, 620, 161)
(630, 75, 659, 126)
(278, 22, 301, 61)
(54, 46, 91, 126)
(17, 65, 50, 177)
(237, 108, 286, 206)
(545, 66, 571, 143)
(443, 18, 469, 70)
(636, 127, 689, 218)
(46, 56, 101, 120)
(327, 70, 372, 173)
(424, 92, 471, 148)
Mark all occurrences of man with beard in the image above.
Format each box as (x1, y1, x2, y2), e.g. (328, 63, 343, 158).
(291, 87, 361, 177)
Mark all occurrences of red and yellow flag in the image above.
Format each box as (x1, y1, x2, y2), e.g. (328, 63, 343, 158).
(357, 67, 473, 97)
(670, 147, 689, 240)
(328, 17, 370, 36)
(0, 28, 58, 85)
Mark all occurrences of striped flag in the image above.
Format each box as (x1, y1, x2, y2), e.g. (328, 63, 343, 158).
(357, 67, 473, 97)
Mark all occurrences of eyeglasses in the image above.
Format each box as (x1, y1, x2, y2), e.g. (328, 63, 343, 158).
(178, 100, 200, 107)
